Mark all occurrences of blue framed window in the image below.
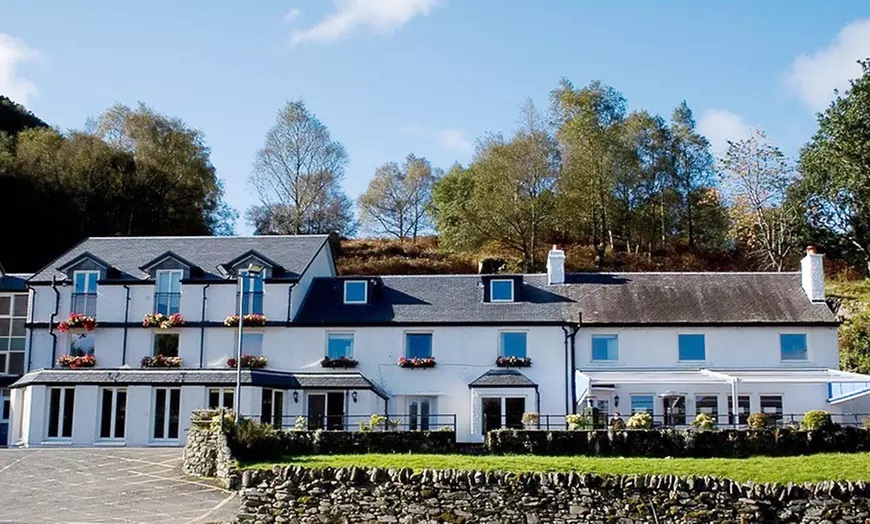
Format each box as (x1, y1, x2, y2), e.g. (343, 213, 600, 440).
(591, 335, 618, 361)
(631, 395, 654, 414)
(73, 271, 99, 293)
(327, 333, 354, 359)
(239, 270, 264, 315)
(499, 332, 527, 359)
(405, 333, 432, 359)
(678, 334, 705, 361)
(239, 333, 263, 356)
(780, 333, 807, 361)
(490, 280, 514, 302)
(344, 281, 367, 304)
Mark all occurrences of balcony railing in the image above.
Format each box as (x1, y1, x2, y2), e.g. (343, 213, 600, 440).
(154, 292, 181, 316)
(235, 292, 264, 316)
(534, 412, 870, 429)
(70, 293, 97, 316)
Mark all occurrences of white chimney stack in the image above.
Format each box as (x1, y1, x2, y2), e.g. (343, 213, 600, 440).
(547, 245, 565, 285)
(801, 245, 825, 302)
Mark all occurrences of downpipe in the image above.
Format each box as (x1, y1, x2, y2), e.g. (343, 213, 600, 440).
(49, 276, 60, 368)
(199, 283, 211, 368)
(121, 285, 131, 366)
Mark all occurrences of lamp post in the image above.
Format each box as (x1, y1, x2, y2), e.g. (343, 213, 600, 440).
(235, 263, 263, 423)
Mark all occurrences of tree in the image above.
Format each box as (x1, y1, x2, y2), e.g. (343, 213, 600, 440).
(719, 129, 800, 270)
(248, 100, 355, 236)
(0, 95, 48, 135)
(670, 101, 715, 248)
(796, 60, 870, 275)
(358, 154, 438, 241)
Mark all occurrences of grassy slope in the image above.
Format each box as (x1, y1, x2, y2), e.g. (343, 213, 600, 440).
(249, 453, 870, 484)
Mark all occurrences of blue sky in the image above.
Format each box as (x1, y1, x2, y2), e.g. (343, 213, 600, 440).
(2, 1, 869, 233)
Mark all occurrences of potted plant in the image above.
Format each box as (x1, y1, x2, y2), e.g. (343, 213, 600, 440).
(56, 354, 96, 369)
(142, 313, 186, 329)
(141, 355, 183, 368)
(495, 356, 532, 368)
(320, 356, 359, 369)
(224, 313, 268, 327)
(57, 313, 96, 332)
(398, 357, 436, 369)
(227, 354, 268, 369)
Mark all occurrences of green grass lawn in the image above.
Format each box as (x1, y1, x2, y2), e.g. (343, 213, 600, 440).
(248, 453, 870, 484)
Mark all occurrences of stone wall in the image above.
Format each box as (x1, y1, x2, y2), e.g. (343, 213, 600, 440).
(237, 466, 870, 523)
(181, 410, 240, 489)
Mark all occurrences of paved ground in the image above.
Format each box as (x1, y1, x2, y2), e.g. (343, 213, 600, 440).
(0, 448, 238, 524)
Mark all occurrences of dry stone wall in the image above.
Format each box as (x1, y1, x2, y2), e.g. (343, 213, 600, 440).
(181, 410, 240, 489)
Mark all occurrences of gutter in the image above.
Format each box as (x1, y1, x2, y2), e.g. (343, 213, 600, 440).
(121, 285, 131, 366)
(49, 276, 60, 368)
(286, 283, 296, 322)
(199, 283, 211, 367)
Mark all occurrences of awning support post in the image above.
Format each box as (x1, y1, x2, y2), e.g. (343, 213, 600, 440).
(731, 379, 739, 429)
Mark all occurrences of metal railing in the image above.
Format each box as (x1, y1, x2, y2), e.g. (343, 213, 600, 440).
(70, 293, 97, 316)
(255, 413, 458, 433)
(154, 292, 181, 316)
(534, 412, 870, 429)
(235, 292, 264, 316)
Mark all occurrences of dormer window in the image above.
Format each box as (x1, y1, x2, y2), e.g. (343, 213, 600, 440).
(490, 279, 514, 302)
(344, 281, 367, 304)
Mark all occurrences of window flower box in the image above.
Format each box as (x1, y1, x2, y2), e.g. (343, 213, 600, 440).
(142, 313, 186, 329)
(227, 354, 268, 369)
(496, 356, 532, 368)
(398, 357, 436, 369)
(224, 314, 268, 327)
(57, 313, 96, 333)
(56, 354, 96, 369)
(321, 356, 359, 369)
(141, 355, 183, 368)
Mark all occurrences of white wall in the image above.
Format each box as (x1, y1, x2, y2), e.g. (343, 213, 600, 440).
(290, 243, 335, 320)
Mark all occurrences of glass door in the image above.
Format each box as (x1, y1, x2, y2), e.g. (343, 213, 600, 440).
(0, 389, 9, 446)
(153, 388, 180, 441)
(326, 392, 345, 430)
(482, 397, 502, 434)
(409, 398, 431, 431)
(307, 394, 326, 430)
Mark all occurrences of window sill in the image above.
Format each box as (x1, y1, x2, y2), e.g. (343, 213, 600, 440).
(94, 439, 127, 446)
(41, 439, 72, 445)
(676, 360, 707, 365)
(589, 360, 621, 365)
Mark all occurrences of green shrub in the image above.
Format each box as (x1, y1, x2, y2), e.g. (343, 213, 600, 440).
(626, 412, 652, 429)
(864, 417, 870, 431)
(801, 410, 833, 431)
(690, 413, 717, 431)
(747, 412, 769, 430)
(566, 413, 590, 431)
(293, 416, 307, 431)
(521, 412, 539, 428)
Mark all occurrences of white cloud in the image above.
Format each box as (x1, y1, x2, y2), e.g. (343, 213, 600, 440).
(284, 8, 302, 22)
(436, 128, 472, 152)
(0, 34, 39, 105)
(291, 0, 442, 44)
(698, 109, 752, 156)
(785, 19, 870, 112)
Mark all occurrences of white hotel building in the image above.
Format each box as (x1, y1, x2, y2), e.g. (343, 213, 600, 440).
(5, 236, 870, 446)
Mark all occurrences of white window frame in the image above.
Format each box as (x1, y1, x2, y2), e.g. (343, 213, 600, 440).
(677, 333, 706, 362)
(73, 270, 100, 294)
(343, 281, 368, 304)
(155, 270, 183, 315)
(498, 330, 527, 359)
(326, 332, 355, 359)
(237, 332, 264, 356)
(630, 394, 655, 415)
(490, 279, 514, 303)
(591, 334, 619, 362)
(151, 387, 181, 442)
(404, 331, 434, 359)
(208, 388, 235, 410)
(46, 387, 75, 440)
(779, 332, 809, 362)
(153, 332, 180, 357)
(98, 387, 127, 441)
(408, 396, 434, 431)
(0, 293, 27, 375)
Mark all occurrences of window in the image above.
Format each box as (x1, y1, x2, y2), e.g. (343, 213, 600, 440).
(153, 333, 179, 357)
(481, 397, 526, 433)
(760, 395, 783, 423)
(727, 395, 751, 425)
(630, 395, 654, 414)
(153, 388, 180, 440)
(591, 335, 618, 361)
(343, 281, 367, 304)
(47, 387, 75, 439)
(72, 271, 99, 316)
(0, 293, 27, 375)
(327, 333, 354, 359)
(490, 280, 514, 302)
(663, 395, 686, 426)
(409, 398, 431, 431)
(695, 395, 719, 423)
(405, 333, 433, 359)
(208, 388, 234, 410)
(780, 333, 808, 361)
(261, 389, 284, 428)
(499, 332, 527, 359)
(237, 333, 263, 356)
(306, 392, 344, 430)
(155, 270, 182, 315)
(99, 388, 127, 439)
(239, 270, 264, 315)
(69, 333, 95, 357)
(678, 334, 705, 361)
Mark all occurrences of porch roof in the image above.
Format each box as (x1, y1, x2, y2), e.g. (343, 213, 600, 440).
(469, 369, 537, 388)
(578, 368, 870, 386)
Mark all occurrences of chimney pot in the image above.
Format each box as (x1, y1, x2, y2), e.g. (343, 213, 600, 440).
(547, 245, 565, 285)
(807, 245, 817, 255)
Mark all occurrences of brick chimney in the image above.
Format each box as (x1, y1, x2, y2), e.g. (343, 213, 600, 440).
(547, 245, 565, 285)
(801, 246, 825, 302)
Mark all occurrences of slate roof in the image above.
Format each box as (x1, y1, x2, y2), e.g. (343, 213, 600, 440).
(469, 369, 538, 388)
(0, 273, 30, 291)
(30, 235, 331, 282)
(295, 272, 837, 326)
(10, 369, 388, 398)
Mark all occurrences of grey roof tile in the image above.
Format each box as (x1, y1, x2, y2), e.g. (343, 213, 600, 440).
(30, 235, 330, 282)
(469, 369, 537, 388)
(295, 272, 837, 326)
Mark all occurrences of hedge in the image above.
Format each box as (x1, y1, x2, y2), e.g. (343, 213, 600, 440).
(485, 427, 870, 458)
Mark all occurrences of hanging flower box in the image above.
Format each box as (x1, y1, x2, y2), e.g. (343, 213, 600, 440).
(57, 313, 96, 333)
(57, 354, 96, 369)
(321, 356, 359, 369)
(142, 313, 186, 329)
(224, 314, 268, 327)
(398, 357, 436, 369)
(496, 356, 532, 368)
(141, 355, 183, 368)
(227, 354, 268, 369)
